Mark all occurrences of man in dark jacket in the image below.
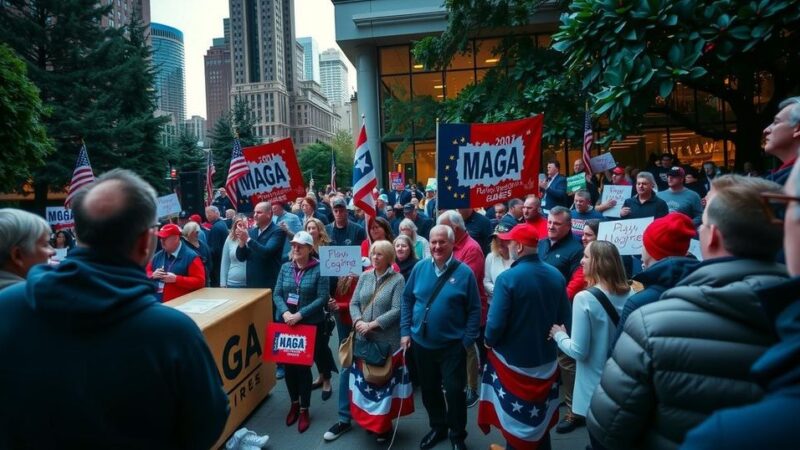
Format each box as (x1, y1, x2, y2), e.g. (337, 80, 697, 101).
(620, 171, 669, 219)
(0, 169, 229, 449)
(204, 205, 229, 287)
(680, 150, 800, 450)
(235, 201, 286, 290)
(540, 161, 569, 212)
(589, 175, 788, 450)
(499, 198, 523, 230)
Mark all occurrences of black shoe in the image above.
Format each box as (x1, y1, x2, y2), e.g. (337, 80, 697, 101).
(420, 428, 447, 449)
(323, 421, 352, 441)
(321, 387, 333, 401)
(451, 441, 467, 450)
(555, 413, 585, 434)
(465, 388, 479, 408)
(311, 380, 323, 390)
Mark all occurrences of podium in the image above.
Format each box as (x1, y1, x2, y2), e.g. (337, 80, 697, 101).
(166, 288, 275, 449)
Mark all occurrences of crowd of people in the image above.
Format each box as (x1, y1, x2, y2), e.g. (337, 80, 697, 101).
(0, 97, 798, 449)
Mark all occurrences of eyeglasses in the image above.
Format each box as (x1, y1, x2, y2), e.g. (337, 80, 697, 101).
(759, 192, 800, 225)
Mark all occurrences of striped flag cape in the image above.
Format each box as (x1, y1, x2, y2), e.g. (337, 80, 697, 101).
(225, 137, 248, 209)
(65, 143, 95, 208)
(349, 348, 414, 434)
(352, 123, 377, 234)
(477, 349, 561, 450)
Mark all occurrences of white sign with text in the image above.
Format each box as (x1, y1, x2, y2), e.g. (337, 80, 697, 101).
(589, 152, 617, 173)
(600, 185, 633, 218)
(156, 193, 182, 219)
(598, 217, 654, 255)
(319, 246, 362, 277)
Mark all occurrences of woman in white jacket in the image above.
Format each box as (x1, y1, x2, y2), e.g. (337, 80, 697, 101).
(549, 240, 632, 450)
(220, 215, 248, 288)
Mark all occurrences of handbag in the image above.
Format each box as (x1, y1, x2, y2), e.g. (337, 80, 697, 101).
(362, 351, 393, 385)
(337, 272, 393, 367)
(322, 310, 336, 337)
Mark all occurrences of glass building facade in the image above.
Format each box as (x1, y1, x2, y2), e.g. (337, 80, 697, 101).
(151, 22, 186, 124)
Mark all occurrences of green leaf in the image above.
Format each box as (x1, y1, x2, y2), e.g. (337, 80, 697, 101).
(728, 26, 752, 40)
(659, 79, 674, 98)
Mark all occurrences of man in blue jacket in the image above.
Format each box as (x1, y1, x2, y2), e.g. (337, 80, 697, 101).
(539, 161, 569, 213)
(205, 205, 229, 287)
(0, 169, 229, 449)
(401, 224, 481, 450)
(483, 223, 571, 450)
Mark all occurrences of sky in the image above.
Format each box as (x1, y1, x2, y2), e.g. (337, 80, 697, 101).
(151, 0, 356, 119)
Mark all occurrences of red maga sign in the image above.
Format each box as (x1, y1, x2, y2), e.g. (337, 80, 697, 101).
(264, 323, 317, 366)
(236, 138, 307, 207)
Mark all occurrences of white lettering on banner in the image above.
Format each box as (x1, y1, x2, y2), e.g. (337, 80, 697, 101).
(275, 334, 307, 352)
(598, 217, 654, 255)
(458, 136, 524, 188)
(237, 155, 291, 196)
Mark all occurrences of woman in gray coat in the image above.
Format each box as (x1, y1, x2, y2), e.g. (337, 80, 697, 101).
(349, 240, 405, 441)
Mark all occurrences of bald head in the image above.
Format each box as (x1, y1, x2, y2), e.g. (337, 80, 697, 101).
(72, 169, 157, 263)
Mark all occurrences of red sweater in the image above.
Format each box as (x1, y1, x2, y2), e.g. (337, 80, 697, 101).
(566, 265, 587, 301)
(146, 256, 206, 303)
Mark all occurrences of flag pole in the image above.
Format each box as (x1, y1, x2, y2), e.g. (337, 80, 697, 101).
(435, 117, 440, 218)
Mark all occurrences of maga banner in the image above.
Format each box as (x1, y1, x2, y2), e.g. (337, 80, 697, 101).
(236, 138, 307, 206)
(437, 116, 543, 209)
(264, 323, 317, 366)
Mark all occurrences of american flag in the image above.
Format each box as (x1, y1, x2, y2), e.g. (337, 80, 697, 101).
(349, 349, 414, 434)
(478, 349, 561, 449)
(225, 137, 248, 209)
(352, 123, 377, 233)
(330, 149, 337, 193)
(205, 150, 216, 207)
(65, 144, 95, 208)
(582, 111, 594, 176)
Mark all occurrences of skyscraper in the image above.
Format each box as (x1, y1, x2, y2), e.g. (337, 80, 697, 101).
(101, 0, 150, 31)
(319, 48, 349, 106)
(204, 28, 232, 132)
(151, 22, 186, 124)
(297, 36, 320, 84)
(229, 0, 298, 140)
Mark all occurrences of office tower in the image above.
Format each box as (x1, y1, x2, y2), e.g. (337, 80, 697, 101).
(319, 47, 349, 106)
(204, 19, 232, 132)
(297, 36, 320, 83)
(151, 22, 186, 124)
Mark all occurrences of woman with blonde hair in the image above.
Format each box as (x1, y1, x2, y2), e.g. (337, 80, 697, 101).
(220, 215, 248, 288)
(303, 218, 331, 257)
(550, 240, 632, 450)
(483, 224, 512, 306)
(398, 218, 430, 259)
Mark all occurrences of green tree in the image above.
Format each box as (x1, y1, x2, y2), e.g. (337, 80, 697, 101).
(405, 0, 800, 169)
(330, 129, 355, 188)
(0, 43, 53, 192)
(0, 1, 170, 207)
(169, 129, 205, 174)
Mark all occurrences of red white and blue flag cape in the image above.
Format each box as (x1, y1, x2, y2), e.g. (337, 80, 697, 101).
(349, 348, 415, 434)
(478, 349, 560, 450)
(437, 116, 542, 210)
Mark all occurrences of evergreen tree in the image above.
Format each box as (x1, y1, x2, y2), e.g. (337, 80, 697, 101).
(0, 43, 53, 192)
(170, 129, 205, 174)
(209, 99, 257, 187)
(0, 0, 170, 208)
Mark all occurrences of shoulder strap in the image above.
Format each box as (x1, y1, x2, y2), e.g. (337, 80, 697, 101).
(587, 286, 620, 327)
(425, 260, 461, 308)
(364, 271, 397, 314)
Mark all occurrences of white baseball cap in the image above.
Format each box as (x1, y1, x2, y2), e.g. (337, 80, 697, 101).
(290, 231, 314, 247)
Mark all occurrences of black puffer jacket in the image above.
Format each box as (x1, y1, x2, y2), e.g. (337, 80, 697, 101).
(587, 258, 788, 450)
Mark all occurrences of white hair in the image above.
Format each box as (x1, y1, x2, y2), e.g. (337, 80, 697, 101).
(436, 209, 465, 231)
(0, 209, 50, 265)
(429, 224, 455, 243)
(779, 96, 800, 127)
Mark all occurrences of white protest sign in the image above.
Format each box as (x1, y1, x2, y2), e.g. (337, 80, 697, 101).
(688, 239, 703, 261)
(589, 152, 617, 173)
(156, 193, 182, 219)
(319, 246, 362, 277)
(45, 206, 74, 230)
(600, 185, 633, 218)
(598, 217, 654, 255)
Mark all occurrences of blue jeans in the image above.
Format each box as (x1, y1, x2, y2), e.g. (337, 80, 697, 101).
(335, 318, 352, 423)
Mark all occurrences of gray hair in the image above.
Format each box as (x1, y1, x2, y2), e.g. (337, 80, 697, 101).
(429, 224, 455, 243)
(0, 209, 51, 265)
(637, 171, 657, 187)
(72, 169, 157, 258)
(399, 218, 418, 237)
(778, 96, 800, 127)
(549, 205, 572, 220)
(182, 221, 200, 238)
(205, 205, 220, 215)
(436, 209, 466, 231)
(574, 189, 591, 200)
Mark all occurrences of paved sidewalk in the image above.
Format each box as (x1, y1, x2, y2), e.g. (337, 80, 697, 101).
(242, 341, 589, 449)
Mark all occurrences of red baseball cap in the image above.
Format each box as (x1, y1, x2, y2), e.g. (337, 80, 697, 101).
(189, 214, 202, 223)
(612, 166, 625, 175)
(156, 223, 182, 238)
(498, 223, 539, 247)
